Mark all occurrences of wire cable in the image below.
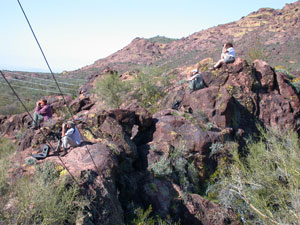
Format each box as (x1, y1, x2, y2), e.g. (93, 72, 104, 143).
(5, 72, 82, 86)
(17, 0, 101, 180)
(16, 2, 121, 217)
(0, 81, 73, 95)
(0, 70, 79, 185)
(0, 77, 78, 91)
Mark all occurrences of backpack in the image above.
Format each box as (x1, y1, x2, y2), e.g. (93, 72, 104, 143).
(189, 74, 205, 91)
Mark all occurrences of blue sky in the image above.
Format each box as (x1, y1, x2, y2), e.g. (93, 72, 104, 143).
(0, 0, 296, 72)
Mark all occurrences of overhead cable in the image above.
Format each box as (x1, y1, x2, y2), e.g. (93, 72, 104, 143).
(0, 81, 73, 95)
(0, 77, 78, 91)
(5, 72, 82, 86)
(0, 70, 79, 185)
(17, 0, 101, 179)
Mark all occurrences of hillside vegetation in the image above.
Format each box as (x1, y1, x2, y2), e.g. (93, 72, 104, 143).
(1, 1, 300, 225)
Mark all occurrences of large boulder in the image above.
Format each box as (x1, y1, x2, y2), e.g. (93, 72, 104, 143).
(161, 59, 300, 133)
(253, 59, 275, 91)
(48, 143, 124, 225)
(181, 86, 234, 129)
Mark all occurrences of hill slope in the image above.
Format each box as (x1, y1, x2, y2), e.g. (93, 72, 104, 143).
(75, 1, 300, 76)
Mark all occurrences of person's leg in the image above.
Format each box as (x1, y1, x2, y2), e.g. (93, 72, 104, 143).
(62, 136, 78, 149)
(214, 59, 225, 69)
(189, 79, 196, 90)
(221, 52, 226, 59)
(33, 111, 44, 128)
(224, 55, 235, 64)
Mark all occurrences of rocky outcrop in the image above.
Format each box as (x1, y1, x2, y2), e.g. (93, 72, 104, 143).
(161, 58, 300, 135)
(2, 55, 300, 225)
(47, 143, 124, 225)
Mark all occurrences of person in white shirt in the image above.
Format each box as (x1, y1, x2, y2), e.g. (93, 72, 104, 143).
(60, 121, 81, 156)
(212, 42, 236, 69)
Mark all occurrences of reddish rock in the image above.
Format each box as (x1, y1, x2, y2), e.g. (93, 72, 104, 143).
(253, 60, 275, 91)
(184, 194, 238, 225)
(47, 143, 124, 225)
(182, 86, 234, 129)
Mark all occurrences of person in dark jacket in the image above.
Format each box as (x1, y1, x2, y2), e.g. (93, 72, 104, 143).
(32, 99, 53, 129)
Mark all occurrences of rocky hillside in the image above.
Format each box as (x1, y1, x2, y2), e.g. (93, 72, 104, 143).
(1, 56, 300, 224)
(1, 1, 300, 224)
(75, 1, 300, 76)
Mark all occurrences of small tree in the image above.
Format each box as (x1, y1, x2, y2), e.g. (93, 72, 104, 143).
(95, 72, 131, 109)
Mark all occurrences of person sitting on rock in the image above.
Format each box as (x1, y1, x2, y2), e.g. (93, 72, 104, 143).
(32, 99, 53, 129)
(60, 121, 81, 156)
(188, 69, 205, 93)
(212, 42, 236, 69)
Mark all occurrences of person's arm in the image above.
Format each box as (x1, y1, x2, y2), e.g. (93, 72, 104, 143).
(37, 105, 49, 115)
(222, 44, 227, 53)
(35, 101, 41, 111)
(62, 123, 67, 137)
(188, 74, 199, 81)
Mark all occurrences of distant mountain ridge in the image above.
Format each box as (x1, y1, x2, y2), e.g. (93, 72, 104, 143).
(76, 1, 300, 76)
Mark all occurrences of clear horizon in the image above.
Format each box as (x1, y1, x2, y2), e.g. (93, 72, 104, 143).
(0, 0, 297, 73)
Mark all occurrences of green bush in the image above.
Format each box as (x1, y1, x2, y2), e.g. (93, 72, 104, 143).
(151, 142, 200, 200)
(0, 137, 16, 196)
(208, 127, 300, 224)
(0, 138, 16, 223)
(132, 66, 173, 114)
(2, 161, 84, 225)
(128, 204, 180, 225)
(95, 72, 132, 109)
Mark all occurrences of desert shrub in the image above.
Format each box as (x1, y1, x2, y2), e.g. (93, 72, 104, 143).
(148, 35, 178, 44)
(132, 66, 173, 114)
(209, 142, 224, 158)
(0, 138, 16, 223)
(151, 142, 200, 200)
(2, 161, 84, 225)
(208, 127, 300, 224)
(0, 137, 16, 196)
(128, 204, 180, 225)
(94, 72, 132, 109)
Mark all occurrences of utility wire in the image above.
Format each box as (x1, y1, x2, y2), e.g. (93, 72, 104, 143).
(17, 0, 101, 180)
(0, 70, 79, 185)
(0, 93, 16, 98)
(0, 77, 78, 91)
(17, 2, 120, 216)
(5, 72, 82, 86)
(0, 81, 73, 95)
(3, 70, 87, 82)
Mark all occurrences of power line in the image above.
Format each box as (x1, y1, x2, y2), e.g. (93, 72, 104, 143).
(17, 0, 101, 181)
(15, 4, 119, 216)
(0, 77, 78, 91)
(0, 93, 16, 98)
(0, 70, 79, 185)
(5, 72, 83, 86)
(0, 81, 73, 95)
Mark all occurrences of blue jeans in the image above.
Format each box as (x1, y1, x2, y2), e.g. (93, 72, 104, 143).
(33, 111, 44, 128)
